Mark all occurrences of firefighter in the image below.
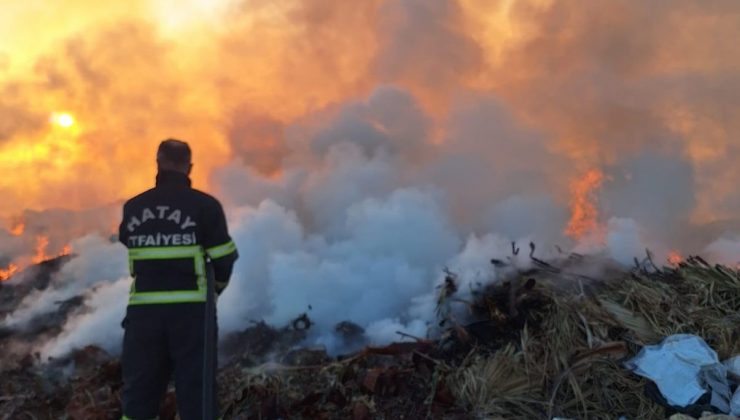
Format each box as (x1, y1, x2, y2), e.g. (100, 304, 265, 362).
(118, 139, 238, 419)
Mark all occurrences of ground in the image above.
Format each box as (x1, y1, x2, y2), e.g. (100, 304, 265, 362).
(0, 252, 738, 419)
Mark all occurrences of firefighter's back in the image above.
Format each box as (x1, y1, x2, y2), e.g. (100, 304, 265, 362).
(118, 139, 236, 420)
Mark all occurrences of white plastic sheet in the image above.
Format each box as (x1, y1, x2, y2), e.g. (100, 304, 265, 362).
(726, 355, 740, 378)
(625, 334, 736, 412)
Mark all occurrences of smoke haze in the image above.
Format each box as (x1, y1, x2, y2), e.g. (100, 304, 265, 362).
(1, 0, 739, 356)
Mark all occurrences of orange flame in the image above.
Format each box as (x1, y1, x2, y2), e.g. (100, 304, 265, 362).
(32, 235, 50, 264)
(31, 236, 72, 264)
(0, 239, 71, 282)
(565, 169, 605, 240)
(10, 220, 25, 236)
(667, 251, 683, 266)
(0, 263, 19, 281)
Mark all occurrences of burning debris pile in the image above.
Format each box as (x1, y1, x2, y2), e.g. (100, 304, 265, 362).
(214, 252, 739, 419)
(1, 251, 739, 419)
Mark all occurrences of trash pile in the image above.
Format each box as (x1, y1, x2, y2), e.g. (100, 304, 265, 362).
(0, 250, 738, 419)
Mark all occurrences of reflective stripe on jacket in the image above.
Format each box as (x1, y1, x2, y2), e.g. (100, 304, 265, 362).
(119, 170, 238, 305)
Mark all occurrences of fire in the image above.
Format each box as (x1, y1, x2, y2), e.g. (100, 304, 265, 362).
(0, 238, 71, 282)
(0, 0, 736, 233)
(667, 251, 683, 266)
(32, 236, 51, 264)
(10, 220, 25, 236)
(0, 263, 19, 282)
(0, 238, 71, 281)
(31, 236, 72, 264)
(565, 169, 605, 240)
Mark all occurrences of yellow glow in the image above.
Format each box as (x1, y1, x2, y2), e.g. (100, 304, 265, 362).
(0, 0, 736, 227)
(51, 112, 75, 128)
(150, 0, 236, 35)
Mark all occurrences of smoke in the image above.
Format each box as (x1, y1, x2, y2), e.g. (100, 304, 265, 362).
(2, 235, 127, 331)
(0, 100, 45, 143)
(40, 277, 130, 359)
(308, 86, 430, 159)
(605, 217, 645, 266)
(488, 0, 740, 225)
(1, 0, 740, 357)
(211, 84, 572, 351)
(217, 187, 460, 344)
(0, 231, 29, 266)
(600, 152, 697, 249)
(216, 200, 304, 333)
(704, 237, 740, 267)
(374, 0, 483, 109)
(2, 0, 739, 227)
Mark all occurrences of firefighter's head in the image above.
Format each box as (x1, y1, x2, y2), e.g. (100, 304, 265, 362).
(157, 139, 192, 175)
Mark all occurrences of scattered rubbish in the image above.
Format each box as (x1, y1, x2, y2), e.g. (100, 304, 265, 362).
(291, 313, 313, 331)
(335, 320, 366, 349)
(626, 335, 740, 416)
(335, 321, 365, 340)
(626, 335, 722, 407)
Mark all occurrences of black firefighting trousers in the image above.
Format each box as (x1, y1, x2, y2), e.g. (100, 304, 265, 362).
(121, 304, 218, 420)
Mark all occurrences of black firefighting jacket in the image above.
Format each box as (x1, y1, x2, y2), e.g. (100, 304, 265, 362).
(119, 170, 238, 305)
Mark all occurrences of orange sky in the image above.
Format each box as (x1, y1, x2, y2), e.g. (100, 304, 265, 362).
(1, 0, 739, 230)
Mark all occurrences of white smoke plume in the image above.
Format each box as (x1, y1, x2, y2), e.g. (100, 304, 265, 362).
(705, 237, 740, 267)
(6, 81, 738, 358)
(40, 277, 129, 359)
(3, 235, 126, 328)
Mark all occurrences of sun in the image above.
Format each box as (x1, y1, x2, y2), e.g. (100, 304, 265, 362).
(51, 112, 75, 128)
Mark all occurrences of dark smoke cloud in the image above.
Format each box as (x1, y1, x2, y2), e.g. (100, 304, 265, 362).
(375, 0, 483, 108)
(602, 152, 696, 247)
(309, 86, 430, 159)
(482, 0, 740, 242)
(227, 108, 287, 175)
(419, 93, 568, 232)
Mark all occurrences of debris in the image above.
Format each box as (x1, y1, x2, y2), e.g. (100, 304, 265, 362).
(1, 252, 739, 419)
(291, 313, 313, 331)
(626, 334, 739, 415)
(725, 356, 740, 381)
(352, 400, 371, 420)
(335, 320, 365, 347)
(335, 321, 364, 338)
(282, 347, 331, 366)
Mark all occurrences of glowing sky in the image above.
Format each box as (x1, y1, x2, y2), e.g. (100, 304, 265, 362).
(1, 0, 739, 230)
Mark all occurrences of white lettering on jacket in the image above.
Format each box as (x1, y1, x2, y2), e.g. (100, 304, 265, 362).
(127, 216, 141, 232)
(126, 206, 197, 232)
(141, 208, 156, 223)
(128, 232, 197, 247)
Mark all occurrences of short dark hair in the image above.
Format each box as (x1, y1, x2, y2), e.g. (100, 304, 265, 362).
(157, 139, 192, 165)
